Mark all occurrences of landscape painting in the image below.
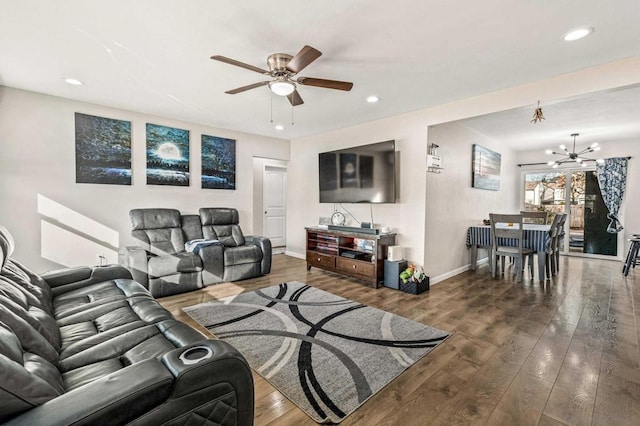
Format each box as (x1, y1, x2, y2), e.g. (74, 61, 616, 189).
(201, 135, 236, 189)
(472, 144, 501, 191)
(146, 123, 190, 186)
(75, 113, 132, 185)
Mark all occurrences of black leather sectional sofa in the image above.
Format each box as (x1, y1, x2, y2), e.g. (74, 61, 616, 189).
(0, 226, 254, 425)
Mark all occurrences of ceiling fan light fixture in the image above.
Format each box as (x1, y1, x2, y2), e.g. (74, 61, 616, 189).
(269, 80, 295, 96)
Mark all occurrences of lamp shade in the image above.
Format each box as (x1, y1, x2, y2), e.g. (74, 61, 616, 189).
(269, 80, 295, 96)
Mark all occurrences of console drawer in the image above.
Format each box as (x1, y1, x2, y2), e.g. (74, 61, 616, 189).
(307, 251, 336, 269)
(336, 257, 374, 277)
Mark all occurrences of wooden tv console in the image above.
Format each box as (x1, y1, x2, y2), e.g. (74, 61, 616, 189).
(305, 227, 396, 288)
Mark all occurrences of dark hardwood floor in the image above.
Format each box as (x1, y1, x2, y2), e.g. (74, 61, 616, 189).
(159, 254, 640, 425)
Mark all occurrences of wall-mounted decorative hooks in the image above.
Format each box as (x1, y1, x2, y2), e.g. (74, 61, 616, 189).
(427, 143, 443, 173)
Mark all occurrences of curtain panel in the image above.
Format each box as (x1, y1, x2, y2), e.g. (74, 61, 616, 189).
(596, 157, 628, 233)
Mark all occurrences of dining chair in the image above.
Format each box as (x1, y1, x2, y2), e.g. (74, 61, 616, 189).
(622, 235, 640, 276)
(544, 213, 563, 278)
(553, 213, 568, 274)
(520, 210, 549, 224)
(489, 213, 535, 282)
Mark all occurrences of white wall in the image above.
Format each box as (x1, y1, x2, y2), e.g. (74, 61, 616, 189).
(0, 86, 289, 272)
(516, 138, 640, 257)
(287, 112, 428, 265)
(287, 57, 640, 283)
(426, 122, 519, 280)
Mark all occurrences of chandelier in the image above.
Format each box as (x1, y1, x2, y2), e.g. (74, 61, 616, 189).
(546, 133, 603, 168)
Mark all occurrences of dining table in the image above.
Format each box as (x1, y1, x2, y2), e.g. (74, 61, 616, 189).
(466, 223, 551, 281)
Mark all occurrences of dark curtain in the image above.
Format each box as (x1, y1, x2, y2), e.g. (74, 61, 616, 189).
(596, 157, 628, 233)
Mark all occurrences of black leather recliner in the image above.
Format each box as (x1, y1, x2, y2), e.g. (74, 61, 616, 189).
(119, 208, 271, 298)
(0, 226, 254, 425)
(119, 208, 206, 298)
(199, 208, 272, 284)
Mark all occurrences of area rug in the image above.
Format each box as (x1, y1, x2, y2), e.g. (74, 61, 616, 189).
(182, 282, 450, 424)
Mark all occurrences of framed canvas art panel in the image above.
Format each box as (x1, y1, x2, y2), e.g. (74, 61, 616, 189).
(201, 134, 236, 189)
(146, 123, 190, 186)
(472, 144, 501, 191)
(75, 112, 132, 185)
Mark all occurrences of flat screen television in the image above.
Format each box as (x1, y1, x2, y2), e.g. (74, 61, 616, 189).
(319, 140, 396, 203)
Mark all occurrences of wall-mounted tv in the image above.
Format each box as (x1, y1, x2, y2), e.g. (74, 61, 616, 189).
(319, 140, 396, 203)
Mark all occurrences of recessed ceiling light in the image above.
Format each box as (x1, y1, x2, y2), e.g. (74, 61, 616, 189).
(275, 124, 284, 131)
(366, 95, 380, 103)
(563, 27, 594, 41)
(64, 78, 84, 86)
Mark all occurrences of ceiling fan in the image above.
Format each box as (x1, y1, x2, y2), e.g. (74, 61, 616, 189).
(211, 45, 353, 106)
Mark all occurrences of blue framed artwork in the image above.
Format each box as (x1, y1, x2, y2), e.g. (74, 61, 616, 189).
(201, 135, 236, 189)
(472, 144, 501, 191)
(75, 113, 132, 185)
(146, 123, 190, 186)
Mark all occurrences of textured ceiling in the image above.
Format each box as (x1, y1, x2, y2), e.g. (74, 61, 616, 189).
(1, 0, 640, 141)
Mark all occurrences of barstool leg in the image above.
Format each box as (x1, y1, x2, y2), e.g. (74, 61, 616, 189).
(624, 240, 640, 276)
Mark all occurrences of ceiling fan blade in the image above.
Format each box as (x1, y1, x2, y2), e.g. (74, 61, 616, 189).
(297, 77, 353, 91)
(225, 81, 270, 94)
(211, 55, 269, 74)
(287, 90, 304, 106)
(286, 45, 322, 74)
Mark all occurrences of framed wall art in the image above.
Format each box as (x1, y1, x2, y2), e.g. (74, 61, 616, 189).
(75, 112, 132, 185)
(472, 144, 501, 191)
(146, 123, 190, 186)
(201, 134, 236, 189)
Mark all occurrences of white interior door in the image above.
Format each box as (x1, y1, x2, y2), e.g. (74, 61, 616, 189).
(263, 165, 287, 247)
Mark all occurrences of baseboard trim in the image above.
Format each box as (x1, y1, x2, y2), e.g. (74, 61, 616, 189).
(430, 257, 488, 285)
(285, 250, 305, 260)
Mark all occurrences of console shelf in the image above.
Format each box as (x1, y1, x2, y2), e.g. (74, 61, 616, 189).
(305, 227, 396, 288)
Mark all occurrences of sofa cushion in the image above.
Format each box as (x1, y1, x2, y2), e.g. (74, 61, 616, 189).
(2, 260, 54, 315)
(52, 279, 149, 318)
(223, 245, 263, 266)
(60, 320, 203, 390)
(148, 253, 203, 278)
(0, 322, 64, 423)
(200, 208, 246, 247)
(181, 214, 204, 242)
(130, 209, 186, 255)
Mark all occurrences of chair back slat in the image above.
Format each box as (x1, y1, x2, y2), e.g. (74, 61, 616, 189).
(490, 213, 524, 251)
(520, 210, 549, 224)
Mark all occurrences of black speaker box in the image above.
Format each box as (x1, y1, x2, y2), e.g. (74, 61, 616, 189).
(383, 259, 407, 290)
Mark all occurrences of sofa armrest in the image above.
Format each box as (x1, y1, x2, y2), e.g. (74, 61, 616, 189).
(4, 358, 174, 426)
(118, 246, 150, 287)
(44, 265, 134, 296)
(197, 243, 225, 285)
(5, 340, 254, 426)
(246, 235, 272, 275)
(131, 339, 254, 425)
(41, 266, 93, 286)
